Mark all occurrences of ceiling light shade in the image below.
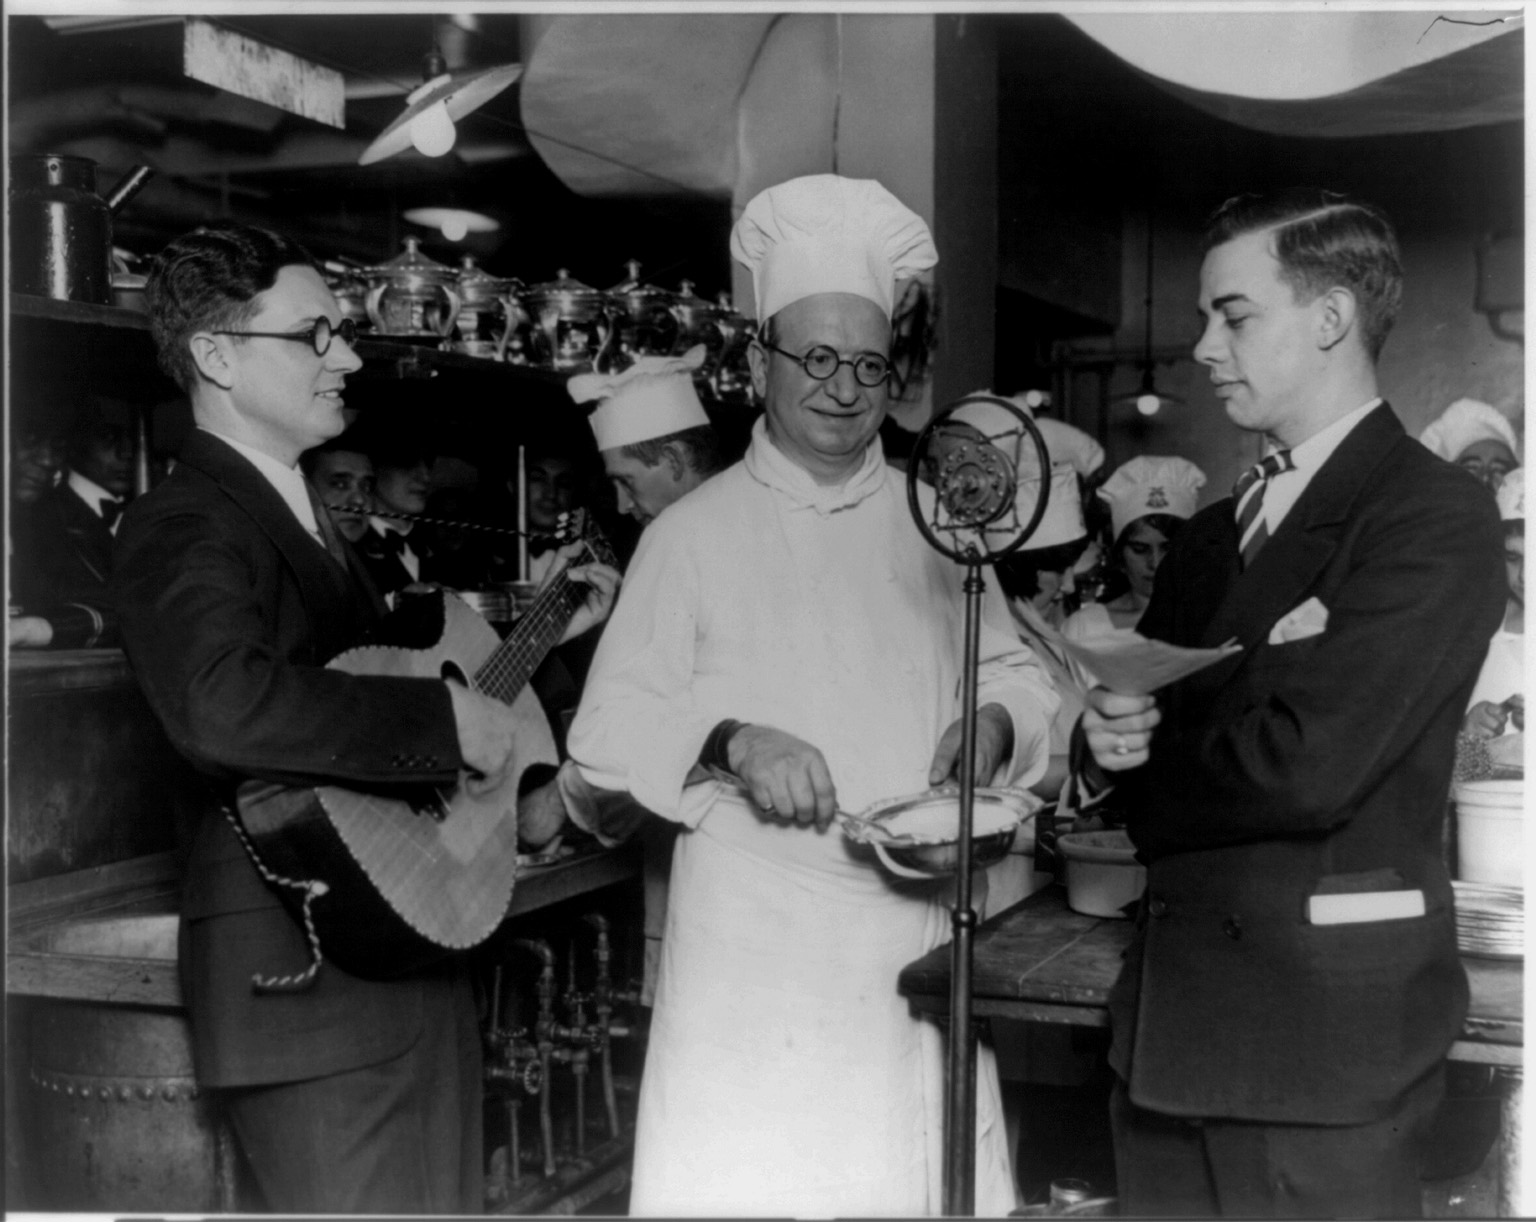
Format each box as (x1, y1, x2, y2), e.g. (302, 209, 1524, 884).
(358, 61, 522, 167)
(403, 207, 500, 243)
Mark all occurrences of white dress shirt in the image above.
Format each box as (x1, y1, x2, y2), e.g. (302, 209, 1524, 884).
(199, 428, 326, 551)
(1259, 398, 1382, 536)
(67, 469, 126, 535)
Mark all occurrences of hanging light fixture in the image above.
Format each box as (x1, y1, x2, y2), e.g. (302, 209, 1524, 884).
(402, 206, 500, 243)
(1112, 212, 1184, 417)
(358, 31, 521, 167)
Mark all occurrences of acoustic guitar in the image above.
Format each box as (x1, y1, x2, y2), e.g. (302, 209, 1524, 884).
(234, 513, 618, 984)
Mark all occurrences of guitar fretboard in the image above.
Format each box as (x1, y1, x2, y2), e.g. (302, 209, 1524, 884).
(473, 520, 618, 703)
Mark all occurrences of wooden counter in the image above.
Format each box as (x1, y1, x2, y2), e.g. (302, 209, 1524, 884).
(7, 843, 641, 1009)
(899, 885, 1523, 1066)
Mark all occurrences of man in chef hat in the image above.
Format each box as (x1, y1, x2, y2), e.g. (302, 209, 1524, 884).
(568, 345, 726, 527)
(565, 174, 1056, 1217)
(1418, 397, 1522, 491)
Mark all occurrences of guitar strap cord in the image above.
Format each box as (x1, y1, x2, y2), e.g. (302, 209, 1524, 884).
(327, 502, 560, 544)
(220, 804, 329, 995)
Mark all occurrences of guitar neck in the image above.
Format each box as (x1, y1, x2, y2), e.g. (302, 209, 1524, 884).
(473, 530, 617, 704)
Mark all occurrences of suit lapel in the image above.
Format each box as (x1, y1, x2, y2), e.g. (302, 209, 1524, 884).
(57, 487, 115, 584)
(177, 431, 373, 627)
(1197, 404, 1405, 651)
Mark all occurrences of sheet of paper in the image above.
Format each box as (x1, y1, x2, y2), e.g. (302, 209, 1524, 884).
(1058, 630, 1242, 695)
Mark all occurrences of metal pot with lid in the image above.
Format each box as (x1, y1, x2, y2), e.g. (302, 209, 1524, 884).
(712, 290, 755, 404)
(670, 279, 728, 366)
(323, 261, 371, 329)
(363, 236, 462, 339)
(523, 268, 614, 372)
(605, 259, 680, 367)
(10, 155, 154, 305)
(454, 255, 523, 360)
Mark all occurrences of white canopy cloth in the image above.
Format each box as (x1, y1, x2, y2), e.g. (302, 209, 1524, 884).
(567, 418, 1056, 1215)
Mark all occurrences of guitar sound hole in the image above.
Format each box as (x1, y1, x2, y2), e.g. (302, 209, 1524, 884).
(441, 660, 469, 687)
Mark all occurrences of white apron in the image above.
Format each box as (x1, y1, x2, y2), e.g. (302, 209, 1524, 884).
(629, 794, 1016, 1217)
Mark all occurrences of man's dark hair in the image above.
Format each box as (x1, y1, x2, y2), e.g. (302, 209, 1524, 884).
(620, 424, 726, 478)
(1203, 188, 1403, 361)
(994, 536, 1091, 603)
(144, 223, 317, 393)
(299, 430, 373, 478)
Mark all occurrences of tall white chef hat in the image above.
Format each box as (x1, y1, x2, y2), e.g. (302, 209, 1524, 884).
(1497, 466, 1524, 522)
(1098, 455, 1208, 542)
(730, 174, 938, 322)
(568, 346, 711, 452)
(1418, 399, 1520, 463)
(1017, 463, 1088, 551)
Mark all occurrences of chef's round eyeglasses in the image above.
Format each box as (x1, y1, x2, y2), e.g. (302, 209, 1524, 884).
(758, 340, 891, 387)
(212, 316, 359, 357)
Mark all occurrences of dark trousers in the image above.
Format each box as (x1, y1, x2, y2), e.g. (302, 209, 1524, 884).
(1110, 1067, 1445, 1219)
(220, 980, 483, 1214)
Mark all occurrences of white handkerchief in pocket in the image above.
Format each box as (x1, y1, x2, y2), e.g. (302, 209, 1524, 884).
(1268, 596, 1329, 645)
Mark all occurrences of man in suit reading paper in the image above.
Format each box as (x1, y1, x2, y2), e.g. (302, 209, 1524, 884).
(1080, 189, 1506, 1217)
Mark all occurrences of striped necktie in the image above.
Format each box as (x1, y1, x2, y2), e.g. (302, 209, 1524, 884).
(1232, 450, 1295, 568)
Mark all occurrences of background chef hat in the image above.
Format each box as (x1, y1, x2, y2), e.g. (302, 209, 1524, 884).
(1497, 466, 1524, 522)
(1418, 398, 1520, 462)
(730, 174, 938, 321)
(569, 346, 710, 452)
(1016, 463, 1087, 551)
(952, 392, 1105, 482)
(1098, 455, 1208, 542)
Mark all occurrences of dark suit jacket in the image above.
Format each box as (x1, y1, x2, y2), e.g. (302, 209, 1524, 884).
(10, 481, 120, 645)
(111, 429, 467, 1088)
(1104, 404, 1506, 1126)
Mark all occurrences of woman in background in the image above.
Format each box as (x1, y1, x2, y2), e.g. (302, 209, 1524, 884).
(1064, 455, 1205, 638)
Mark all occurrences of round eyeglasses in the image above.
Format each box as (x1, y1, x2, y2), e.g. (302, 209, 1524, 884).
(758, 340, 891, 388)
(212, 316, 359, 357)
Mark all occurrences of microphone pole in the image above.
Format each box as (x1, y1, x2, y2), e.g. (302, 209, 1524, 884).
(906, 395, 1050, 1216)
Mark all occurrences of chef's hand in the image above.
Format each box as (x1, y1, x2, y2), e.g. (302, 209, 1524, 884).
(1083, 687, 1160, 771)
(929, 703, 1014, 786)
(540, 542, 622, 642)
(726, 724, 839, 831)
(1463, 701, 1510, 738)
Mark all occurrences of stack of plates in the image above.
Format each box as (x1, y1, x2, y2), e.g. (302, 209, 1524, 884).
(1452, 880, 1524, 960)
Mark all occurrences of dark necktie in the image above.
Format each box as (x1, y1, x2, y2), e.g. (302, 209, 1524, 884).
(98, 498, 123, 532)
(1232, 450, 1295, 568)
(304, 481, 351, 570)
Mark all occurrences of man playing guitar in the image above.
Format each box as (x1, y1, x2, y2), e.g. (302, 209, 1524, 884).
(112, 223, 617, 1214)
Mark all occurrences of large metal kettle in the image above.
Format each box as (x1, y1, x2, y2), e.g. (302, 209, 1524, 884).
(362, 236, 463, 339)
(9, 155, 155, 305)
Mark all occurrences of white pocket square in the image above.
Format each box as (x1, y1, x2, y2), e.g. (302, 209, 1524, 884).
(1268, 597, 1329, 645)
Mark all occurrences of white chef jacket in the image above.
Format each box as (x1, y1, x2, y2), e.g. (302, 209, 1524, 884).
(568, 417, 1057, 1217)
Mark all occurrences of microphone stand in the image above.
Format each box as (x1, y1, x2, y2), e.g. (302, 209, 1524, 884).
(907, 395, 1050, 1218)
(943, 549, 985, 1217)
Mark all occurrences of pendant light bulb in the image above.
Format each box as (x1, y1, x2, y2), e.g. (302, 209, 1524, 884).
(440, 214, 469, 242)
(1136, 392, 1162, 417)
(409, 99, 456, 158)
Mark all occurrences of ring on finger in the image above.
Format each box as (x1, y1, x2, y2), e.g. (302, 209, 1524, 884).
(1113, 735, 1129, 756)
